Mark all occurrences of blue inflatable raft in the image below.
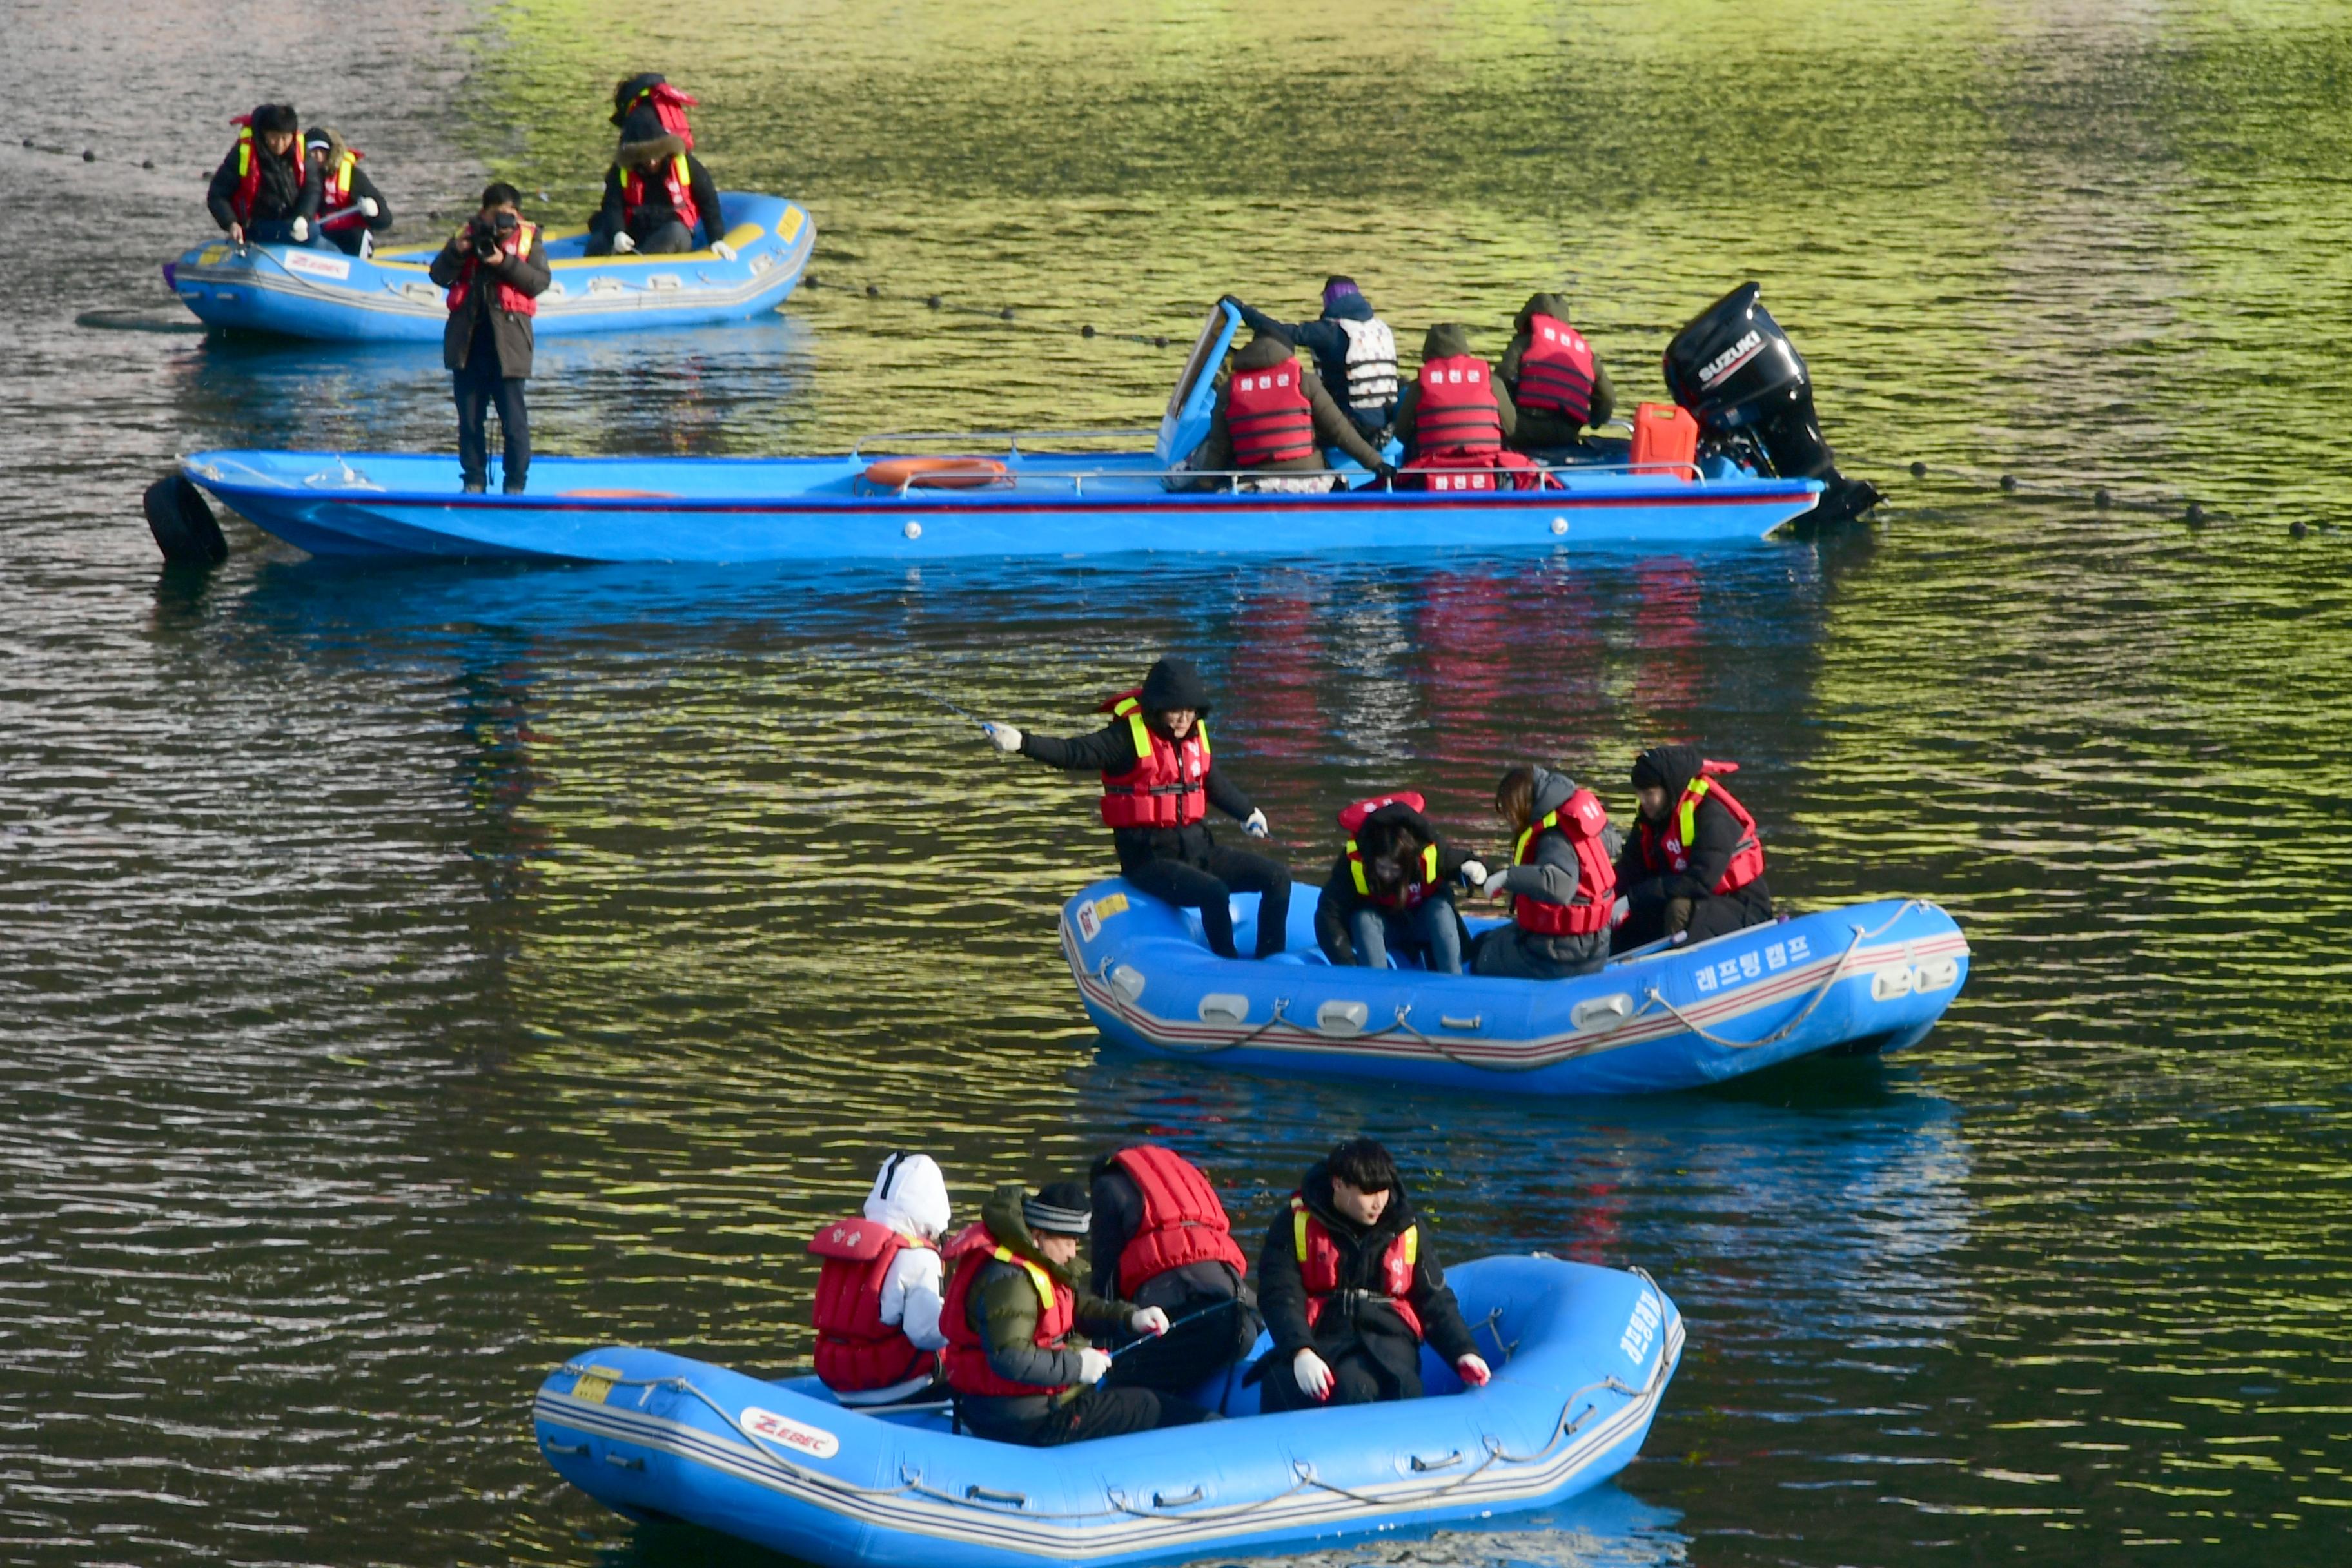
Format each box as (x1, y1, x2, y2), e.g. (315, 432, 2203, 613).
(1062, 882, 1968, 1095)
(534, 1255, 1680, 1568)
(163, 192, 812, 341)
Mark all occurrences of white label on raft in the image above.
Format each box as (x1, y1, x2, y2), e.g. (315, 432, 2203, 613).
(282, 250, 353, 281)
(1619, 1291, 1663, 1366)
(740, 1406, 839, 1460)
(1075, 891, 1130, 942)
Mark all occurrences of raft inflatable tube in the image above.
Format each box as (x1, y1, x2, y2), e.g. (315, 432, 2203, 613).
(1062, 881, 1968, 1095)
(164, 192, 812, 342)
(534, 1255, 1680, 1568)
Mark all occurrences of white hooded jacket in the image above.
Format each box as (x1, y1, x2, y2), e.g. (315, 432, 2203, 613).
(862, 1153, 951, 1355)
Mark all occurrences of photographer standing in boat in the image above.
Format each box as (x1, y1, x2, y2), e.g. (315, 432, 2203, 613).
(429, 184, 549, 495)
(980, 657, 1293, 961)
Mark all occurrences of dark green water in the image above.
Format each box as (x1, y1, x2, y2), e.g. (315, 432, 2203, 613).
(3, 3, 2348, 1565)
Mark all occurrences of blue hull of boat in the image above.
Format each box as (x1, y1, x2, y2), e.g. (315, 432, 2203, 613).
(179, 447, 1823, 564)
(1062, 881, 1968, 1095)
(166, 193, 812, 342)
(534, 1255, 1681, 1568)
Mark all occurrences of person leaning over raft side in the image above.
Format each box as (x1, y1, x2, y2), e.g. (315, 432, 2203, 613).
(1612, 745, 1773, 951)
(588, 75, 728, 257)
(980, 657, 1294, 961)
(1469, 765, 1622, 980)
(807, 1153, 954, 1407)
(1175, 331, 1389, 493)
(1256, 1138, 1488, 1413)
(429, 183, 550, 495)
(942, 1181, 1214, 1446)
(1088, 1144, 1260, 1398)
(206, 103, 320, 246)
(1314, 791, 1480, 975)
(1500, 293, 1617, 456)
(1391, 323, 1531, 489)
(302, 126, 391, 257)
(1222, 277, 1402, 446)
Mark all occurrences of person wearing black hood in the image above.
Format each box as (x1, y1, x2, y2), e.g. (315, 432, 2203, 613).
(980, 658, 1293, 961)
(1612, 745, 1772, 950)
(1088, 1145, 1259, 1398)
(1175, 330, 1389, 493)
(1314, 790, 1480, 974)
(1223, 278, 1402, 445)
(206, 104, 321, 246)
(1469, 764, 1623, 980)
(587, 74, 727, 257)
(1257, 1138, 1487, 1413)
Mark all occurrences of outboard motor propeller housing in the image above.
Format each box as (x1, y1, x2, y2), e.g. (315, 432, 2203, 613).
(1663, 282, 1879, 528)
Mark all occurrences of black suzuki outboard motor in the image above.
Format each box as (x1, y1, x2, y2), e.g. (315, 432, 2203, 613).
(1663, 282, 1880, 529)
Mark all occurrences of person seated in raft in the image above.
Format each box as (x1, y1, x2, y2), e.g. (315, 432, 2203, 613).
(1173, 330, 1390, 494)
(807, 1152, 954, 1407)
(206, 103, 322, 247)
(1221, 277, 1402, 446)
(1088, 1144, 1261, 1397)
(942, 1181, 1214, 1445)
(1390, 324, 1539, 490)
(1467, 765, 1622, 980)
(1313, 791, 1480, 975)
(1255, 1137, 1488, 1412)
(1500, 292, 1617, 458)
(587, 74, 729, 258)
(981, 656, 1293, 961)
(301, 126, 391, 257)
(1612, 745, 1773, 950)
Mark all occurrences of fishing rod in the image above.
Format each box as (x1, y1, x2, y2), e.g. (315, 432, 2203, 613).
(1108, 1295, 1244, 1360)
(917, 689, 986, 724)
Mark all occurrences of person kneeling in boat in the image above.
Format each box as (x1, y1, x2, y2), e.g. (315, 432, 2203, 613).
(808, 1153, 954, 1407)
(1257, 1138, 1488, 1412)
(1391, 324, 1539, 491)
(1314, 791, 1479, 975)
(302, 127, 391, 258)
(1089, 1144, 1260, 1397)
(944, 1181, 1215, 1445)
(1500, 293, 1617, 460)
(981, 656, 1293, 961)
(1612, 745, 1772, 950)
(1174, 331, 1391, 494)
(429, 184, 550, 495)
(1222, 277, 1402, 447)
(587, 74, 729, 258)
(1469, 765, 1622, 980)
(206, 104, 322, 247)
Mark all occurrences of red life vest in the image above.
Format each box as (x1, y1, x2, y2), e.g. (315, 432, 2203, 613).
(618, 153, 701, 238)
(939, 1224, 1077, 1398)
(1096, 690, 1211, 830)
(224, 117, 290, 228)
(1514, 313, 1597, 425)
(807, 1217, 937, 1393)
(1108, 1145, 1248, 1298)
(1291, 1195, 1422, 1340)
(444, 221, 540, 319)
(621, 81, 700, 149)
(1401, 447, 1543, 493)
(1511, 787, 1618, 936)
(1410, 354, 1504, 458)
(1338, 791, 1444, 912)
(1635, 760, 1765, 894)
(1226, 358, 1316, 467)
(315, 144, 365, 234)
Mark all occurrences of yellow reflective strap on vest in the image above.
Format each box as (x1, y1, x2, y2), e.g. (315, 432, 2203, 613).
(516, 220, 537, 254)
(1291, 1196, 1310, 1262)
(672, 152, 691, 188)
(1400, 1224, 1418, 1266)
(1197, 721, 1210, 760)
(1418, 843, 1438, 883)
(990, 1244, 1055, 1313)
(1679, 778, 1710, 850)
(1347, 839, 1370, 897)
(334, 151, 355, 194)
(1516, 807, 1563, 865)
(237, 126, 252, 176)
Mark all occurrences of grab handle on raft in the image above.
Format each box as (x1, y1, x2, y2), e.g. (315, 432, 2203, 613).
(965, 1484, 1027, 1507)
(1410, 1449, 1464, 1473)
(1153, 1485, 1205, 1508)
(541, 1439, 589, 1457)
(603, 1451, 645, 1471)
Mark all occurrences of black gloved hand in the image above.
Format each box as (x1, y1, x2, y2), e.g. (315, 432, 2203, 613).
(1218, 293, 1245, 313)
(1355, 462, 1399, 494)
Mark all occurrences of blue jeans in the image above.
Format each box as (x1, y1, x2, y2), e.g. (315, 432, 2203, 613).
(1348, 898, 1464, 974)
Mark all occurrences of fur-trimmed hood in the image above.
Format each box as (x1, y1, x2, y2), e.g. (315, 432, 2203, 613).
(616, 131, 688, 171)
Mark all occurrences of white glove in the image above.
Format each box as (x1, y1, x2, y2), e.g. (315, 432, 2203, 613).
(982, 721, 1022, 753)
(1130, 1306, 1170, 1337)
(1293, 1348, 1335, 1401)
(1458, 859, 1488, 889)
(1076, 1348, 1113, 1384)
(1609, 896, 1631, 928)
(289, 217, 309, 242)
(1480, 870, 1511, 899)
(612, 231, 638, 255)
(711, 239, 738, 261)
(357, 196, 379, 218)
(1456, 1353, 1491, 1388)
(1243, 808, 1269, 839)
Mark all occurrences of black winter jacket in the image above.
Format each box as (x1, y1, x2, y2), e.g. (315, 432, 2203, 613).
(1256, 1161, 1478, 1388)
(206, 139, 318, 231)
(1614, 745, 1771, 914)
(1088, 1155, 1248, 1308)
(592, 133, 726, 247)
(1313, 800, 1475, 965)
(1019, 717, 1257, 874)
(429, 223, 552, 377)
(1233, 291, 1396, 435)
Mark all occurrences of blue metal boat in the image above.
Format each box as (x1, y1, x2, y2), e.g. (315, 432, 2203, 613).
(1062, 881, 1968, 1095)
(533, 1254, 1681, 1568)
(163, 191, 812, 341)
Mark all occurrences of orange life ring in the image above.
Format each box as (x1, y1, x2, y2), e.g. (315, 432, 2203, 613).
(860, 456, 1010, 491)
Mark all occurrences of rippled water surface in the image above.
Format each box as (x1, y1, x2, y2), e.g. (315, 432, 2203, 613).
(3, 3, 2350, 1565)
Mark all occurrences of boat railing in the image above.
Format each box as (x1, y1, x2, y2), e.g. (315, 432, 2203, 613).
(847, 427, 1157, 458)
(876, 458, 1710, 498)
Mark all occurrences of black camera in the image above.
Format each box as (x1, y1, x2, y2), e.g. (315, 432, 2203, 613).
(469, 210, 518, 260)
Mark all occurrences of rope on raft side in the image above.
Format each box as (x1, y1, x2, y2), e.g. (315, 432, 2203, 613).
(1639, 899, 1924, 1051)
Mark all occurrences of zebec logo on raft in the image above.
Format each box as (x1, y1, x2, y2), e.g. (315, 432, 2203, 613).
(740, 1406, 840, 1460)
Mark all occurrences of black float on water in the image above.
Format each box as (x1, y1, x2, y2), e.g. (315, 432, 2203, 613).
(142, 474, 228, 567)
(1664, 281, 1882, 529)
